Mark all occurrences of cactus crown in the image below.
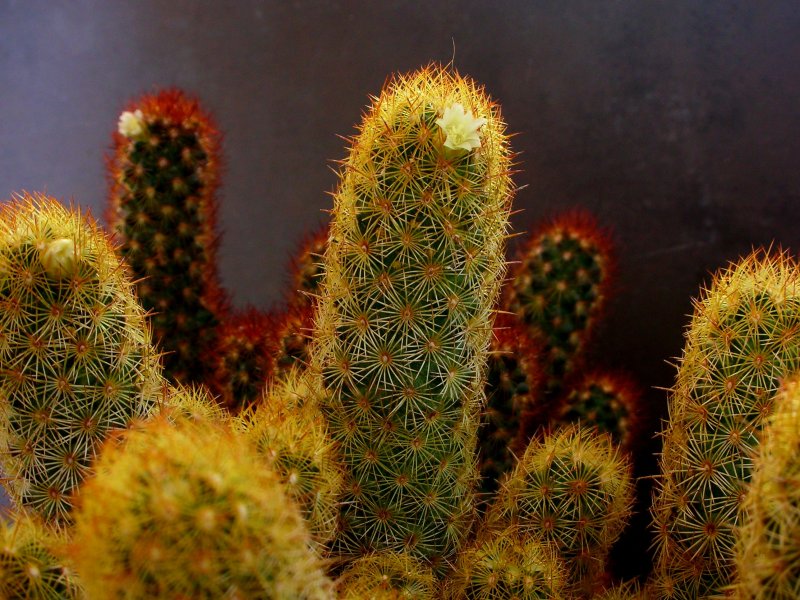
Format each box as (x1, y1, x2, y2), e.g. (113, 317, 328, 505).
(652, 249, 800, 599)
(0, 192, 161, 523)
(336, 551, 439, 599)
(107, 88, 227, 385)
(313, 64, 514, 566)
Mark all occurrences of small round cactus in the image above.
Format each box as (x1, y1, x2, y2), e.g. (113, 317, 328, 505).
(0, 511, 82, 599)
(448, 527, 565, 599)
(490, 423, 634, 597)
(336, 551, 438, 599)
(70, 415, 333, 599)
(0, 192, 162, 523)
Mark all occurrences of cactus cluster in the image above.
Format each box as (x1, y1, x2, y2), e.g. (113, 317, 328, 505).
(489, 424, 634, 597)
(651, 250, 800, 598)
(0, 193, 162, 523)
(336, 551, 438, 599)
(70, 410, 333, 599)
(734, 375, 800, 598)
(107, 88, 227, 385)
(312, 64, 514, 566)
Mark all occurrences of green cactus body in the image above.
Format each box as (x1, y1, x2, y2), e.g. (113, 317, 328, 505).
(448, 527, 565, 599)
(733, 376, 800, 598)
(478, 312, 544, 497)
(238, 369, 343, 548)
(0, 512, 82, 599)
(0, 193, 161, 523)
(312, 65, 514, 567)
(551, 370, 642, 453)
(70, 412, 333, 599)
(490, 424, 633, 597)
(107, 88, 227, 385)
(209, 307, 274, 412)
(505, 210, 614, 395)
(651, 251, 800, 599)
(336, 552, 438, 599)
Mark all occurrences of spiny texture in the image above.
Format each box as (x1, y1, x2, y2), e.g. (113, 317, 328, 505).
(651, 250, 800, 599)
(505, 210, 614, 394)
(448, 527, 565, 599)
(312, 65, 514, 566)
(157, 382, 229, 426)
(71, 415, 333, 599)
(272, 304, 315, 381)
(336, 552, 438, 599)
(733, 375, 800, 598)
(209, 307, 274, 412)
(478, 312, 544, 497)
(286, 222, 329, 312)
(107, 88, 227, 385)
(0, 512, 82, 599)
(551, 370, 642, 453)
(0, 193, 161, 523)
(238, 369, 343, 548)
(594, 580, 646, 600)
(490, 424, 633, 597)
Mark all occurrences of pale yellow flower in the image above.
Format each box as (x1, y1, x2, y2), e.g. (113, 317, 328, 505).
(436, 102, 487, 152)
(40, 238, 78, 279)
(118, 109, 146, 138)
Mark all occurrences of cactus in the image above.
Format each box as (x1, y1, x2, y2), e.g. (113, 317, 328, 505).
(0, 192, 162, 523)
(336, 552, 438, 599)
(286, 222, 329, 312)
(312, 65, 514, 567)
(651, 250, 800, 599)
(594, 580, 646, 600)
(550, 369, 642, 453)
(70, 413, 333, 599)
(505, 210, 614, 394)
(237, 368, 343, 548)
(107, 88, 227, 385)
(447, 527, 565, 599)
(478, 312, 544, 496)
(272, 303, 315, 380)
(158, 381, 229, 426)
(0, 511, 82, 599)
(209, 307, 275, 412)
(489, 423, 634, 597)
(733, 375, 800, 598)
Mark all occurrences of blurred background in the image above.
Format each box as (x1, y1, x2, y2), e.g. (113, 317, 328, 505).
(2, 0, 799, 578)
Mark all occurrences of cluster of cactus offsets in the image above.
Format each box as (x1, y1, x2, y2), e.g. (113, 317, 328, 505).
(70, 415, 334, 599)
(505, 210, 614, 394)
(478, 312, 544, 496)
(551, 370, 642, 452)
(0, 192, 162, 523)
(312, 64, 515, 566)
(448, 527, 565, 599)
(107, 88, 227, 385)
(208, 307, 274, 412)
(336, 552, 438, 599)
(237, 369, 342, 547)
(651, 250, 800, 599)
(734, 375, 800, 599)
(0, 512, 82, 599)
(489, 424, 634, 597)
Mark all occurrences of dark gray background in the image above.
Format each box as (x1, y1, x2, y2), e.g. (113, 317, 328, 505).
(2, 0, 799, 576)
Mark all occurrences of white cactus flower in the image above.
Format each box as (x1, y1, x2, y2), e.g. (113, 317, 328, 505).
(436, 102, 487, 152)
(118, 109, 146, 139)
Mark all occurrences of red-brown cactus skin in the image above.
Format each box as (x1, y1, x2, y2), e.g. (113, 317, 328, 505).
(106, 88, 227, 386)
(208, 307, 274, 413)
(651, 250, 800, 599)
(505, 210, 615, 395)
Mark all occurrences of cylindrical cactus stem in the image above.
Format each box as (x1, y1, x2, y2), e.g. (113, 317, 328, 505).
(489, 423, 634, 598)
(0, 510, 83, 599)
(106, 88, 227, 386)
(505, 210, 615, 395)
(478, 312, 544, 497)
(733, 375, 800, 599)
(549, 369, 643, 454)
(651, 250, 800, 599)
(447, 526, 566, 599)
(70, 410, 334, 599)
(208, 307, 275, 412)
(335, 551, 439, 599)
(272, 303, 315, 381)
(286, 222, 329, 312)
(312, 65, 515, 567)
(0, 192, 162, 523)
